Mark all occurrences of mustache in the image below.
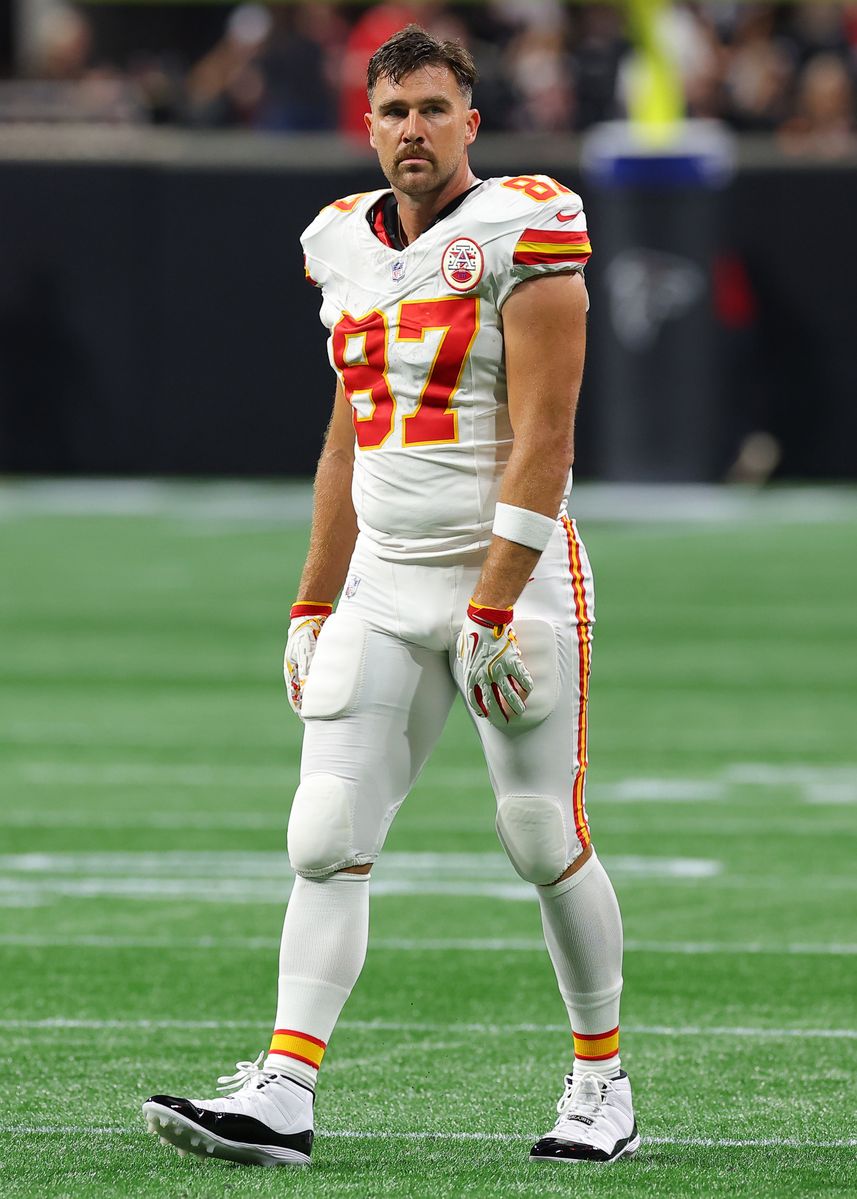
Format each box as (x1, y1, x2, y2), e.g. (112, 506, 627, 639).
(395, 149, 435, 165)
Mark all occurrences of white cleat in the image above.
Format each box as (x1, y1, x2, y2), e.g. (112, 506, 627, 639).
(141, 1053, 314, 1167)
(530, 1070, 640, 1164)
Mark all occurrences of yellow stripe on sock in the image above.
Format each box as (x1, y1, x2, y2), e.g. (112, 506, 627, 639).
(573, 1027, 620, 1061)
(269, 1029, 326, 1069)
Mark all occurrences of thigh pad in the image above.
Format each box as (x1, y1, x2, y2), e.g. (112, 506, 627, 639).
(510, 619, 559, 729)
(301, 612, 367, 720)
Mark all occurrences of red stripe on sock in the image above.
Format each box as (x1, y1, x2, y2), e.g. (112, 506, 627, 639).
(272, 1028, 327, 1049)
(268, 1049, 323, 1069)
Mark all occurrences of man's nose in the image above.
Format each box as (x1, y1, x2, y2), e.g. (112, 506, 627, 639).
(401, 110, 425, 142)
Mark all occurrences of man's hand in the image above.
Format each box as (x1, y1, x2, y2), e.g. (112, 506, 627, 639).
(283, 602, 332, 715)
(456, 602, 533, 729)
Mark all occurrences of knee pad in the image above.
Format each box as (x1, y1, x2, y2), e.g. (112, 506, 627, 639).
(495, 793, 569, 885)
(288, 773, 355, 878)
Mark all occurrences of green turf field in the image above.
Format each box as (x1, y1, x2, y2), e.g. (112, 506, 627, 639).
(1, 483, 855, 1198)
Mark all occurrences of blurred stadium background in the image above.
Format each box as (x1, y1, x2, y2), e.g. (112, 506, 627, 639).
(1, 0, 857, 478)
(1, 2, 855, 1197)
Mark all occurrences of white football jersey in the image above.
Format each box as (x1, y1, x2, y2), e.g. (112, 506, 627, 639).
(301, 174, 591, 562)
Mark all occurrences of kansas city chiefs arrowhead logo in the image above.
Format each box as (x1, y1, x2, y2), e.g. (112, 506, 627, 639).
(441, 237, 484, 292)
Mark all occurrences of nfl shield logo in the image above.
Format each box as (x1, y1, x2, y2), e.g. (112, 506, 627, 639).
(344, 574, 361, 599)
(441, 237, 485, 292)
(391, 259, 406, 283)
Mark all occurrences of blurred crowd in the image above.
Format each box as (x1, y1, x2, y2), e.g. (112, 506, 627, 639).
(5, 1, 857, 155)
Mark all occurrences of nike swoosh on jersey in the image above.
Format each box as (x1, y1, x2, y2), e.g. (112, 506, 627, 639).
(556, 211, 579, 222)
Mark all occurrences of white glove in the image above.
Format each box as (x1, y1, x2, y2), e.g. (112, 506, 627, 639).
(456, 601, 533, 730)
(283, 602, 332, 715)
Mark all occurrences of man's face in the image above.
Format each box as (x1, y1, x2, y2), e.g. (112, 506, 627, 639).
(365, 64, 479, 197)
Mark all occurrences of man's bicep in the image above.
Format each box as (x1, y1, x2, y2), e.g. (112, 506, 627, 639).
(502, 272, 588, 439)
(322, 379, 355, 460)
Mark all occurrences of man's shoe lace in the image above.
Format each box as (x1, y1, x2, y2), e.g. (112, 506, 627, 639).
(216, 1052, 280, 1094)
(554, 1072, 615, 1131)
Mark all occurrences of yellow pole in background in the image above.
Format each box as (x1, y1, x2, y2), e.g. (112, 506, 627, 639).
(624, 0, 684, 144)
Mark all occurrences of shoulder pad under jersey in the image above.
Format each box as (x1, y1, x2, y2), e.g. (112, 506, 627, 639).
(301, 189, 388, 288)
(474, 175, 590, 308)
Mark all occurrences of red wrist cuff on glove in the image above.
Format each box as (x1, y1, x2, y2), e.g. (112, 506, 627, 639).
(467, 601, 513, 630)
(290, 601, 333, 619)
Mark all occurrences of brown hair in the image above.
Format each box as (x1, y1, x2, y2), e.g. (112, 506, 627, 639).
(367, 25, 478, 104)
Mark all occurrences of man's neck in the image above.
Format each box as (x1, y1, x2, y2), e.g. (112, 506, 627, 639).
(392, 162, 479, 245)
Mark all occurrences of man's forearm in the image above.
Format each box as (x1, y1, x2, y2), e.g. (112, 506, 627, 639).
(471, 272, 586, 613)
(295, 446, 359, 605)
(471, 441, 571, 610)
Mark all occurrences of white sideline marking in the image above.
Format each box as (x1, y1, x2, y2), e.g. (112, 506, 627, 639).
(2, 1124, 855, 1149)
(0, 932, 855, 955)
(3, 478, 857, 525)
(1, 1017, 854, 1040)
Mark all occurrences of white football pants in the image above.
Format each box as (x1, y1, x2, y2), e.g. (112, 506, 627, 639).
(287, 517, 596, 886)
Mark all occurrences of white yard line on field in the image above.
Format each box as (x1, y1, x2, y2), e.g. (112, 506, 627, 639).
(0, 810, 287, 831)
(0, 850, 723, 907)
(0, 812, 852, 843)
(2, 762, 721, 800)
(367, 938, 857, 954)
(0, 850, 720, 878)
(323, 1132, 857, 1149)
(14, 762, 289, 787)
(1, 1017, 855, 1040)
(2, 1124, 855, 1149)
(0, 877, 717, 904)
(1, 932, 855, 955)
(4, 760, 856, 805)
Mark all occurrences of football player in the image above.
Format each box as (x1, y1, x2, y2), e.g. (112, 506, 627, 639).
(143, 25, 637, 1168)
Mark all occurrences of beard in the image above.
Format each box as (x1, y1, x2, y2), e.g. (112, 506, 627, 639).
(384, 152, 458, 196)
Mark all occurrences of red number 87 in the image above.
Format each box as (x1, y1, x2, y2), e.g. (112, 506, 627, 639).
(331, 295, 479, 450)
(502, 175, 571, 202)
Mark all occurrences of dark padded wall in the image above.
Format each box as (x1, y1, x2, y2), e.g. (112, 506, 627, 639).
(0, 156, 854, 479)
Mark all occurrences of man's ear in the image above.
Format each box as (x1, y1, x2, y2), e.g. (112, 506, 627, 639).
(464, 108, 481, 147)
(364, 111, 376, 149)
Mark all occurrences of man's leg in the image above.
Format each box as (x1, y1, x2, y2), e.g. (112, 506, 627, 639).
(266, 620, 457, 1090)
(461, 519, 635, 1161)
(472, 644, 625, 1083)
(536, 850, 624, 1081)
(264, 871, 370, 1088)
(144, 620, 456, 1165)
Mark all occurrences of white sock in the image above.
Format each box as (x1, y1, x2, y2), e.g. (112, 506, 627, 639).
(264, 871, 369, 1090)
(537, 850, 624, 1081)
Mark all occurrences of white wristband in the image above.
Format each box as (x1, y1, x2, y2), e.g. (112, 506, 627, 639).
(492, 502, 556, 551)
